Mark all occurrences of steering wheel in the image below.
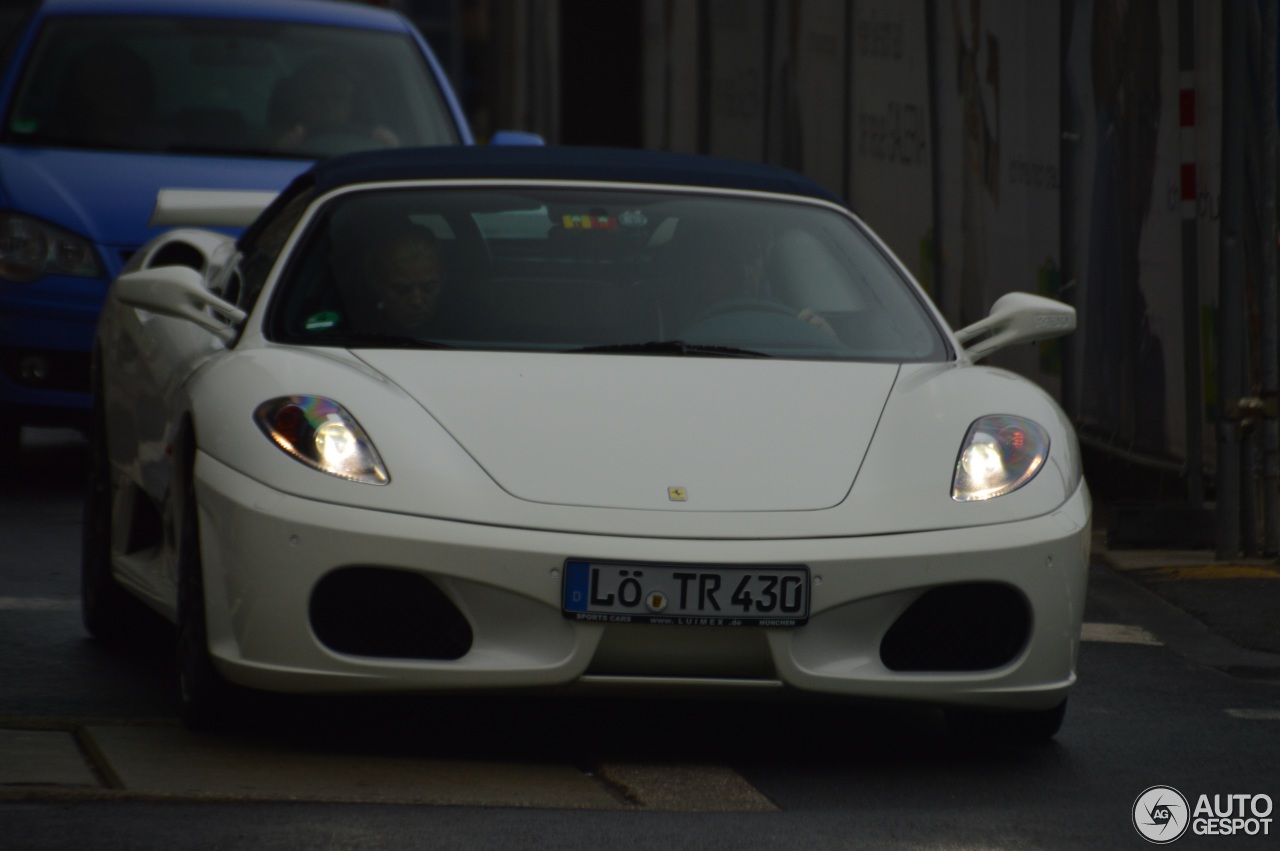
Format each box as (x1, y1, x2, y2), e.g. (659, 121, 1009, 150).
(303, 128, 394, 157)
(690, 297, 799, 323)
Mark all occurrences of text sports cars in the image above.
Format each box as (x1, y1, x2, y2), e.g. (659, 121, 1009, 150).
(84, 146, 1089, 739)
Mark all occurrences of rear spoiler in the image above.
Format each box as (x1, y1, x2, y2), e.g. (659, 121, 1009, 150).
(149, 189, 279, 228)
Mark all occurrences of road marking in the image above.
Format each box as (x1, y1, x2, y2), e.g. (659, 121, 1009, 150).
(0, 720, 776, 811)
(0, 726, 765, 811)
(1080, 622, 1163, 646)
(0, 597, 79, 612)
(593, 763, 776, 812)
(1226, 708, 1280, 721)
(0, 729, 100, 788)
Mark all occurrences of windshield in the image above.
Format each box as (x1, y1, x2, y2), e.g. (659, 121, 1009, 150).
(3, 16, 460, 157)
(269, 186, 948, 362)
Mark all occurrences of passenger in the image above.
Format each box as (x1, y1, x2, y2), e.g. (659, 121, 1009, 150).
(269, 61, 399, 154)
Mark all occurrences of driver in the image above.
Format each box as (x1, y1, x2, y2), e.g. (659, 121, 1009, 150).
(365, 226, 447, 335)
(269, 61, 399, 153)
(682, 229, 834, 336)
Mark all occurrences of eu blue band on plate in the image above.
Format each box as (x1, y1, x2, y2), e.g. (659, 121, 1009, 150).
(564, 560, 591, 611)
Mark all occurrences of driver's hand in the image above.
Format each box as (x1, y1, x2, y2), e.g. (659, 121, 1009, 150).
(798, 308, 836, 336)
(276, 123, 306, 149)
(371, 125, 401, 147)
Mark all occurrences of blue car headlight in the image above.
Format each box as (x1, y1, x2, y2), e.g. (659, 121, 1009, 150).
(254, 396, 389, 485)
(0, 212, 101, 282)
(952, 415, 1049, 501)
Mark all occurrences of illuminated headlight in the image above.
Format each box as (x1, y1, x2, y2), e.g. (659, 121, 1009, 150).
(254, 396, 389, 485)
(0, 212, 101, 282)
(952, 415, 1048, 501)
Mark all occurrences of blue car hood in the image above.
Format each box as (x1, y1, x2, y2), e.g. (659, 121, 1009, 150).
(0, 146, 307, 249)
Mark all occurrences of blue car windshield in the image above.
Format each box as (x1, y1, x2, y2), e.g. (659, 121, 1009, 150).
(3, 16, 461, 157)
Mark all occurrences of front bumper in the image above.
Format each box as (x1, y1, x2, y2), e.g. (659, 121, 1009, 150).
(196, 452, 1091, 711)
(0, 273, 111, 418)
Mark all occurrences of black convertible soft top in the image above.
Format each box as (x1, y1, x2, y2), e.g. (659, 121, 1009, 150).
(239, 145, 849, 255)
(299, 144, 844, 205)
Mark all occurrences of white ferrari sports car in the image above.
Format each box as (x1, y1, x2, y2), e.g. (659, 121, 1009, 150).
(83, 146, 1089, 738)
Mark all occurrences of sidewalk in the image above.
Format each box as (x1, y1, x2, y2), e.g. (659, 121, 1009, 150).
(1092, 529, 1280, 673)
(1083, 440, 1280, 666)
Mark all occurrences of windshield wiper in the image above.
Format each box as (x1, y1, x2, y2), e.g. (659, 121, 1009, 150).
(160, 143, 307, 160)
(329, 334, 455, 349)
(572, 340, 772, 358)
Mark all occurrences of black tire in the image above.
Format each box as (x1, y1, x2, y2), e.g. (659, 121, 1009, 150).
(176, 465, 244, 730)
(81, 392, 145, 641)
(945, 698, 1068, 744)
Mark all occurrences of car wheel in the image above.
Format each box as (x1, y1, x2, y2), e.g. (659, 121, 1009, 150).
(80, 396, 144, 641)
(176, 467, 243, 730)
(944, 699, 1067, 744)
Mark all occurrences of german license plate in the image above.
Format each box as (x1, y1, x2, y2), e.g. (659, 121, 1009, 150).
(562, 560, 809, 627)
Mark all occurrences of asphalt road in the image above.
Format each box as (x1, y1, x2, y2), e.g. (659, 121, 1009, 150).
(2, 428, 1279, 850)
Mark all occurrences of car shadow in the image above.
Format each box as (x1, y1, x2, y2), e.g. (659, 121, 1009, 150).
(212, 688, 1062, 770)
(3, 427, 88, 500)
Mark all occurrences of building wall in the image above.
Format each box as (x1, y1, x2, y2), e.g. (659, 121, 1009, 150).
(450, 0, 1260, 480)
(632, 0, 1243, 476)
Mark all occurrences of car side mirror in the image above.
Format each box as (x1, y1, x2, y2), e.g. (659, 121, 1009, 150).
(489, 130, 545, 146)
(954, 292, 1076, 362)
(113, 265, 247, 344)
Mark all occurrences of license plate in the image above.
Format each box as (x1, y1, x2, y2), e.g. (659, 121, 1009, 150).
(562, 560, 810, 627)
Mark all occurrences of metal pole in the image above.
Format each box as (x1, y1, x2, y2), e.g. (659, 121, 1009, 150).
(1259, 0, 1280, 555)
(1243, 420, 1260, 555)
(1218, 0, 1247, 560)
(1181, 0, 1205, 507)
(1059, 0, 1079, 424)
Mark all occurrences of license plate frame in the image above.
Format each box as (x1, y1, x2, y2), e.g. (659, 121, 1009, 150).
(561, 559, 810, 627)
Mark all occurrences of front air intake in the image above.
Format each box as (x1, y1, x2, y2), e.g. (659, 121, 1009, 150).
(879, 583, 1031, 672)
(309, 567, 472, 660)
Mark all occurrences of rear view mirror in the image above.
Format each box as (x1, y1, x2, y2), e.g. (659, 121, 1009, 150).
(954, 292, 1075, 362)
(489, 130, 545, 146)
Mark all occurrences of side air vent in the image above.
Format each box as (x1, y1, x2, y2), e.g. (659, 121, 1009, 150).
(310, 567, 472, 660)
(880, 583, 1031, 672)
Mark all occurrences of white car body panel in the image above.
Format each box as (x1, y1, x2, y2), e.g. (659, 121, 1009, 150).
(90, 158, 1090, 728)
(178, 347, 1076, 539)
(352, 349, 899, 511)
(194, 450, 1089, 710)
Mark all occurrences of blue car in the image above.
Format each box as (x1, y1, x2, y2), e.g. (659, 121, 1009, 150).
(0, 0, 476, 443)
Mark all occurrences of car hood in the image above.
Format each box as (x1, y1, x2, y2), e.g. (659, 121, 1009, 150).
(0, 146, 303, 249)
(355, 351, 900, 512)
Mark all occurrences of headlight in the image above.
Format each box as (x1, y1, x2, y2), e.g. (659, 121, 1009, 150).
(254, 396, 389, 485)
(0, 212, 101, 282)
(952, 415, 1048, 501)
